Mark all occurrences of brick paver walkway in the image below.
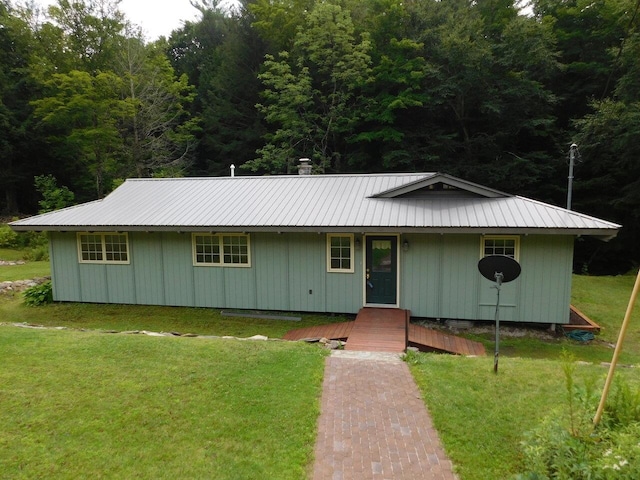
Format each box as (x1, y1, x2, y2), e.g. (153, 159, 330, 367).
(312, 351, 458, 480)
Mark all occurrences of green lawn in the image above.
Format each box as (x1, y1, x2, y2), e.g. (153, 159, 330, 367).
(0, 296, 350, 339)
(0, 327, 327, 479)
(0, 248, 50, 281)
(3, 254, 640, 479)
(408, 353, 640, 480)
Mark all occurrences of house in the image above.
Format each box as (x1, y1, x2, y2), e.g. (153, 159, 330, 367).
(10, 170, 620, 325)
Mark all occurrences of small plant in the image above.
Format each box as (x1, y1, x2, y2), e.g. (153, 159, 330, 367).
(517, 356, 640, 479)
(23, 281, 53, 306)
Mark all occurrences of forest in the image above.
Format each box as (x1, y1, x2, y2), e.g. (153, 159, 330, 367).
(1, 0, 639, 273)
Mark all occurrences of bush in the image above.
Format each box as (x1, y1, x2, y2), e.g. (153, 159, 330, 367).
(0, 224, 19, 248)
(23, 281, 53, 306)
(516, 358, 640, 480)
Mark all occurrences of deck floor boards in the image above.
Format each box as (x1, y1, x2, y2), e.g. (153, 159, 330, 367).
(283, 308, 486, 356)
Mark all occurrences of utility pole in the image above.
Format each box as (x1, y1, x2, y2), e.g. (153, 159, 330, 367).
(567, 143, 578, 210)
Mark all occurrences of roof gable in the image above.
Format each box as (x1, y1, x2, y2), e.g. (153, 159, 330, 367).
(369, 173, 509, 199)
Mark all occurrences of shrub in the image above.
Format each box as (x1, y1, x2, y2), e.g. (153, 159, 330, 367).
(0, 224, 19, 248)
(516, 356, 640, 479)
(23, 281, 53, 306)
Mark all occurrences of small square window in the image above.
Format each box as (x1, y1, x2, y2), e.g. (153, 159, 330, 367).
(481, 236, 519, 260)
(327, 234, 354, 273)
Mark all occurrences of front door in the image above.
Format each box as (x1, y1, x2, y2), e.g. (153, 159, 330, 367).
(365, 236, 398, 305)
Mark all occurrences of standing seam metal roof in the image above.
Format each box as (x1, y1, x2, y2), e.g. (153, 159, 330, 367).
(9, 173, 620, 238)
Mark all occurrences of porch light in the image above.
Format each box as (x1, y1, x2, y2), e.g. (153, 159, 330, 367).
(403, 239, 409, 251)
(355, 238, 361, 248)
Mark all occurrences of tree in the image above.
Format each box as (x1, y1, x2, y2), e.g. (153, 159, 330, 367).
(31, 70, 134, 198)
(247, 0, 372, 173)
(34, 174, 75, 213)
(120, 35, 199, 178)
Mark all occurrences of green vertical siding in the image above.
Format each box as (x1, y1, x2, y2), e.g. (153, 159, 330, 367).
(48, 230, 574, 323)
(78, 264, 108, 303)
(288, 234, 326, 312)
(325, 238, 363, 313)
(440, 235, 480, 320)
(106, 266, 136, 304)
(193, 267, 225, 308)
(49, 232, 81, 302)
(254, 233, 290, 311)
(161, 233, 194, 306)
(131, 233, 165, 305)
(400, 234, 443, 317)
(519, 235, 573, 324)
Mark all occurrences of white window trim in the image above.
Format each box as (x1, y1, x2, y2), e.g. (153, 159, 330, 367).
(480, 235, 520, 261)
(77, 232, 130, 264)
(326, 233, 355, 273)
(192, 233, 251, 268)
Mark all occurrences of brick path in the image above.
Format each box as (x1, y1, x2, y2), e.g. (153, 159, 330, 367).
(312, 351, 458, 480)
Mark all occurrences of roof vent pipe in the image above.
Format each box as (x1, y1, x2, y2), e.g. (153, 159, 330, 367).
(298, 158, 312, 175)
(230, 164, 235, 177)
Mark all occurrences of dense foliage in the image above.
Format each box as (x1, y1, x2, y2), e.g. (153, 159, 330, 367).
(1, 0, 638, 272)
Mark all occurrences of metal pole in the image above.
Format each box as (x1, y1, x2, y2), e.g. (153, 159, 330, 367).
(594, 268, 640, 425)
(567, 144, 577, 210)
(494, 272, 504, 374)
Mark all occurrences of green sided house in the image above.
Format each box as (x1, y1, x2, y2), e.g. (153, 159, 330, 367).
(10, 171, 620, 326)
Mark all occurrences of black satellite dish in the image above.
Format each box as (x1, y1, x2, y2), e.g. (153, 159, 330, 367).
(478, 255, 521, 373)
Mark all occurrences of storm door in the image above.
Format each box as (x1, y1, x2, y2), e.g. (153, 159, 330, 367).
(365, 236, 398, 305)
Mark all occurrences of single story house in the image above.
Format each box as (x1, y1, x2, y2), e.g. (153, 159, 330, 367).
(10, 170, 620, 325)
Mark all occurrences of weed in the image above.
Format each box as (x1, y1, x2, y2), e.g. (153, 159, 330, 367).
(23, 281, 53, 306)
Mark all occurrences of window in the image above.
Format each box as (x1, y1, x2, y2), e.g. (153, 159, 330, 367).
(327, 234, 354, 273)
(78, 233, 129, 264)
(193, 234, 250, 267)
(481, 235, 519, 260)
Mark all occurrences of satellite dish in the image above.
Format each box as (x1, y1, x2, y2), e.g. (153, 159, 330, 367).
(477, 255, 522, 374)
(478, 255, 521, 285)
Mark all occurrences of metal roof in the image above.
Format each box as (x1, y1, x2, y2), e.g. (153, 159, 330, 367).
(10, 172, 620, 239)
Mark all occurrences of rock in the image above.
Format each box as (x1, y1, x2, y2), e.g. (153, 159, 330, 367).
(406, 346, 419, 352)
(246, 334, 268, 341)
(319, 337, 329, 344)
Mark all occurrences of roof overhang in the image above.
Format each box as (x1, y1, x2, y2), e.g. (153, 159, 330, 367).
(13, 224, 618, 241)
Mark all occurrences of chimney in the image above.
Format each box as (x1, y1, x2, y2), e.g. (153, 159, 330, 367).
(298, 158, 312, 175)
(230, 164, 235, 177)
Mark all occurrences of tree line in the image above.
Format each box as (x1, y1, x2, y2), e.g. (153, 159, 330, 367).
(1, 0, 638, 273)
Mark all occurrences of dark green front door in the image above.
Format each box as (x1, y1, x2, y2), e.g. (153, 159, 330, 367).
(365, 236, 398, 305)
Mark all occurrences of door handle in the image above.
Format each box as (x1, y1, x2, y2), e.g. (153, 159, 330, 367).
(366, 273, 370, 280)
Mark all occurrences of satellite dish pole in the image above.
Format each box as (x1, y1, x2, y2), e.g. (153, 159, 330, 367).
(478, 255, 522, 373)
(567, 143, 578, 210)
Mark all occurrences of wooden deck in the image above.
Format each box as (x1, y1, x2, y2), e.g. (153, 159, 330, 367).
(283, 308, 486, 356)
(344, 308, 408, 353)
(565, 305, 602, 333)
(282, 321, 355, 341)
(408, 324, 486, 356)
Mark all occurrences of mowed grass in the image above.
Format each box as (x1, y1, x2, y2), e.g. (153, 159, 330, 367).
(0, 248, 50, 282)
(0, 326, 327, 479)
(0, 295, 350, 339)
(408, 353, 640, 480)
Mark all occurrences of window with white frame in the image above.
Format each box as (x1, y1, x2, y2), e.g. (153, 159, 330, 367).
(327, 234, 354, 273)
(193, 234, 250, 267)
(78, 233, 129, 264)
(481, 235, 519, 260)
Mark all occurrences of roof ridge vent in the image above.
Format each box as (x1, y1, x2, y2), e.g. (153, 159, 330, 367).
(298, 158, 312, 175)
